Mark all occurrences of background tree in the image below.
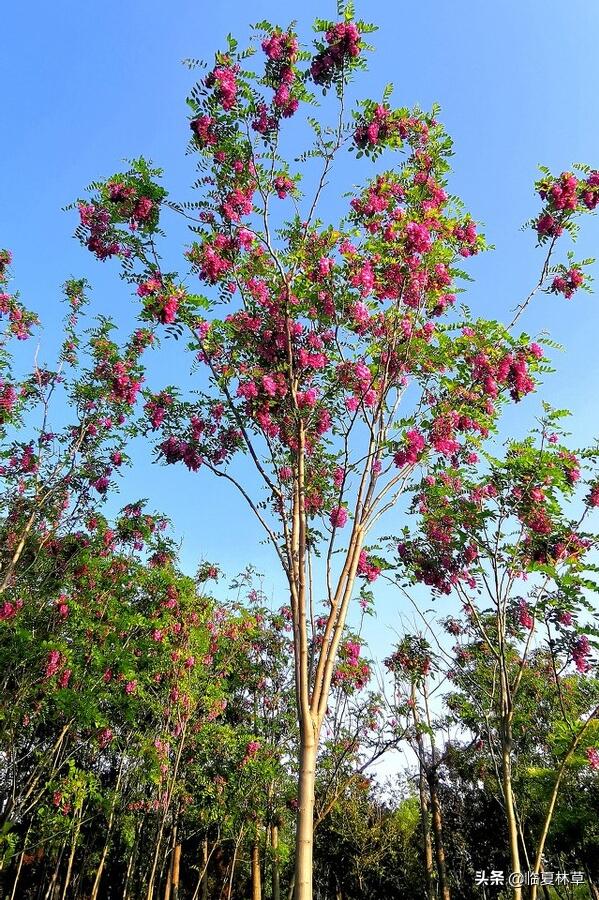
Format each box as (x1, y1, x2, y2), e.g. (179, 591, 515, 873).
(393, 415, 599, 898)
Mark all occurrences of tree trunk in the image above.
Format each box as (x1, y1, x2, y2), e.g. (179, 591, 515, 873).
(294, 737, 317, 900)
(164, 857, 173, 900)
(200, 837, 209, 900)
(163, 821, 178, 900)
(251, 831, 262, 900)
(412, 689, 435, 900)
(91, 757, 125, 900)
(334, 874, 343, 900)
(286, 874, 295, 900)
(427, 769, 451, 900)
(171, 842, 181, 900)
(587, 882, 599, 900)
(122, 829, 140, 900)
(271, 824, 280, 900)
(501, 740, 522, 900)
(225, 834, 241, 900)
(417, 764, 435, 900)
(146, 819, 167, 900)
(9, 823, 32, 900)
(44, 841, 66, 900)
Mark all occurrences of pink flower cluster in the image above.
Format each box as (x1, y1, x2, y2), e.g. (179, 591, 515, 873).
(397, 535, 476, 596)
(385, 646, 431, 678)
(108, 180, 154, 224)
(0, 381, 18, 422)
(78, 203, 122, 260)
(261, 30, 299, 118)
(0, 248, 12, 281)
(0, 264, 39, 340)
(222, 184, 255, 223)
(405, 221, 432, 255)
(454, 219, 479, 257)
(572, 635, 591, 674)
(470, 347, 537, 403)
(137, 277, 181, 324)
(354, 105, 392, 149)
(252, 103, 278, 136)
(586, 747, 599, 770)
(0, 598, 23, 621)
(274, 175, 294, 198)
(330, 506, 348, 529)
(536, 213, 563, 239)
(145, 391, 173, 430)
(190, 115, 218, 148)
(98, 727, 114, 749)
(187, 233, 239, 284)
(580, 170, 599, 209)
(262, 30, 298, 63)
(107, 360, 143, 406)
(310, 21, 361, 86)
(241, 739, 260, 765)
(334, 639, 370, 690)
(394, 429, 426, 467)
(551, 267, 584, 299)
(542, 172, 579, 212)
(587, 484, 599, 508)
(357, 550, 381, 582)
(535, 171, 599, 239)
(44, 650, 64, 679)
(160, 436, 203, 472)
(206, 65, 239, 111)
(517, 600, 534, 630)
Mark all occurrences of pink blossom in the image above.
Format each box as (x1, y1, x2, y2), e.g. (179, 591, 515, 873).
(44, 650, 63, 679)
(394, 429, 426, 467)
(405, 221, 432, 254)
(262, 374, 277, 396)
(207, 65, 238, 110)
(0, 599, 23, 621)
(357, 550, 381, 582)
(274, 175, 294, 198)
(58, 669, 72, 689)
(586, 747, 599, 770)
(573, 635, 591, 673)
(98, 727, 113, 748)
(190, 115, 217, 147)
(330, 506, 348, 528)
(333, 467, 345, 488)
(518, 600, 534, 630)
(297, 388, 318, 408)
(237, 381, 259, 400)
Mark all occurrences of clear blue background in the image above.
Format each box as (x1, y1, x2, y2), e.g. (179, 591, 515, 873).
(2, 0, 599, 659)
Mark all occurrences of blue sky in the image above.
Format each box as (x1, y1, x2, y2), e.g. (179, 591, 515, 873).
(2, 0, 599, 659)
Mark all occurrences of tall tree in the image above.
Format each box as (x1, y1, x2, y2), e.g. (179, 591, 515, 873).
(68, 9, 597, 894)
